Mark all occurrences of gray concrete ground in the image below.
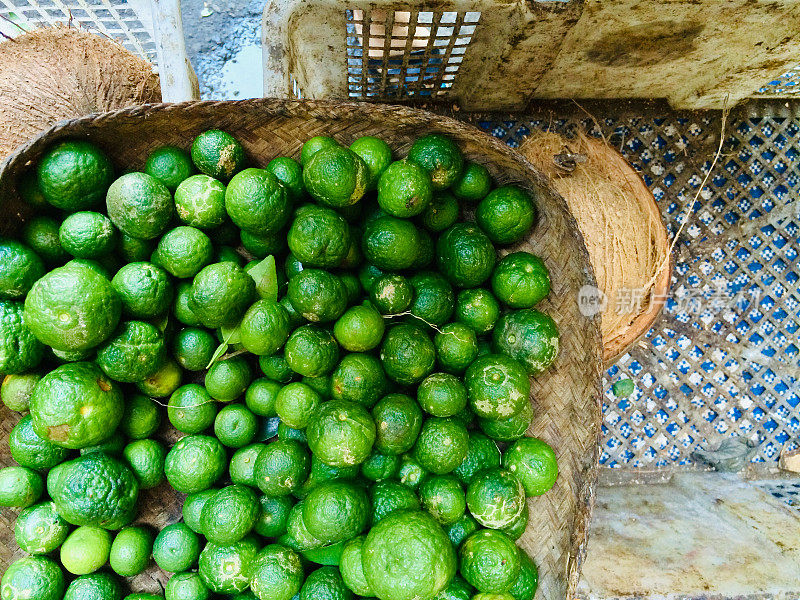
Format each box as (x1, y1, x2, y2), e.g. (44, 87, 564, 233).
(181, 0, 264, 99)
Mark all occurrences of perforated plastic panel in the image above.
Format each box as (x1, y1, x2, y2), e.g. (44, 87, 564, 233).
(0, 0, 155, 60)
(473, 109, 800, 468)
(755, 65, 800, 96)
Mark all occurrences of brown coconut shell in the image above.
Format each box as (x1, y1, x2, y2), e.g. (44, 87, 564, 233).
(520, 131, 671, 364)
(0, 25, 161, 159)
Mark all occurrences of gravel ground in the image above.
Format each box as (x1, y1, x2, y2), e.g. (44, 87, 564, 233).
(181, 0, 264, 99)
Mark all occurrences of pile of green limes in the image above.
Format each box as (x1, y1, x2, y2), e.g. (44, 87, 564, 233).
(0, 127, 561, 600)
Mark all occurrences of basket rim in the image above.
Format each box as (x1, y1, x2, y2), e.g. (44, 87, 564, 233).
(0, 97, 604, 600)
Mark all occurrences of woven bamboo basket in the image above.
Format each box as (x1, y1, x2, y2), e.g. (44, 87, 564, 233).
(0, 99, 602, 600)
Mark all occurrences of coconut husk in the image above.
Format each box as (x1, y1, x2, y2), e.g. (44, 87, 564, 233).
(520, 131, 671, 364)
(0, 25, 161, 158)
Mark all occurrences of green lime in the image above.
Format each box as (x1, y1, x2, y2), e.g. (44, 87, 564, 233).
(152, 226, 213, 278)
(124, 593, 165, 600)
(281, 296, 305, 329)
(278, 422, 307, 444)
(500, 501, 529, 540)
(445, 514, 479, 548)
(164, 435, 226, 493)
(410, 229, 435, 270)
(173, 282, 202, 326)
(287, 205, 351, 268)
(502, 437, 557, 496)
(407, 134, 464, 191)
(182, 489, 217, 535)
(451, 162, 492, 203)
(242, 230, 285, 258)
(60, 526, 112, 574)
(165, 572, 211, 600)
(492, 309, 559, 375)
(79, 431, 127, 456)
(454, 432, 501, 485)
(230, 443, 267, 486)
(339, 536, 372, 597)
(350, 136, 392, 191)
(238, 299, 291, 356)
(284, 325, 339, 377)
(300, 136, 340, 165)
(361, 215, 421, 270)
(19, 169, 48, 210)
(106, 172, 172, 240)
(361, 450, 400, 481)
(64, 257, 115, 279)
(14, 501, 70, 554)
(369, 480, 419, 525)
(172, 327, 216, 371)
(358, 263, 384, 292)
(433, 574, 473, 600)
(255, 494, 293, 537)
(418, 372, 468, 417)
(250, 544, 304, 600)
(330, 353, 387, 408)
(198, 535, 259, 595)
(9, 414, 68, 471)
(37, 140, 113, 211)
(465, 468, 525, 529)
(380, 323, 435, 385)
(369, 274, 413, 315)
(275, 383, 320, 429)
(421, 191, 460, 232)
(226, 168, 291, 235)
(435, 323, 479, 375)
(479, 399, 533, 442)
(1, 373, 40, 412)
(300, 565, 353, 600)
(284, 500, 324, 551)
(296, 455, 359, 499)
(333, 304, 385, 351)
(490, 253, 550, 308)
(112, 262, 173, 319)
(420, 474, 466, 525)
(189, 261, 255, 328)
(254, 439, 310, 496)
(363, 510, 456, 600)
(459, 530, 520, 593)
(245, 377, 282, 416)
(371, 393, 423, 455)
(109, 526, 154, 577)
(455, 289, 500, 334)
(95, 320, 166, 383)
(63, 572, 123, 600)
(137, 358, 183, 398)
(47, 452, 139, 528)
(476, 186, 536, 245)
(0, 556, 65, 600)
(303, 146, 368, 208)
(267, 156, 306, 202)
(376, 160, 433, 217)
(205, 355, 252, 401)
(413, 417, 469, 474)
(307, 400, 375, 467)
(30, 361, 123, 449)
(214, 404, 258, 447)
(302, 374, 331, 398)
(612, 378, 635, 398)
(168, 384, 217, 433)
(24, 262, 121, 352)
(145, 146, 194, 191)
(119, 233, 155, 263)
(174, 174, 228, 229)
(123, 439, 166, 489)
(288, 269, 347, 323)
(202, 484, 259, 545)
(191, 130, 247, 180)
(21, 216, 68, 265)
(436, 223, 496, 288)
(303, 481, 368, 544)
(398, 454, 429, 489)
(409, 271, 454, 327)
(58, 211, 117, 259)
(0, 240, 44, 300)
(508, 553, 538, 600)
(153, 523, 202, 572)
(464, 354, 530, 420)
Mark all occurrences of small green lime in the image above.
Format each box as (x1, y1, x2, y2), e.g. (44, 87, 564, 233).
(254, 439, 310, 496)
(300, 136, 339, 165)
(119, 233, 155, 263)
(37, 139, 113, 211)
(492, 309, 559, 375)
(333, 304, 385, 351)
(409, 271, 455, 327)
(369, 274, 413, 315)
(137, 358, 183, 398)
(202, 484, 259, 545)
(189, 261, 255, 328)
(112, 262, 173, 319)
(455, 288, 500, 334)
(361, 215, 422, 270)
(435, 323, 479, 375)
(172, 327, 216, 371)
(21, 216, 68, 265)
(60, 526, 112, 575)
(267, 156, 306, 202)
(377, 160, 433, 217)
(417, 372, 468, 417)
(275, 382, 321, 429)
(145, 146, 194, 191)
(1, 556, 65, 600)
(245, 378, 282, 416)
(0, 240, 44, 300)
(182, 489, 217, 535)
(420, 474, 466, 525)
(164, 435, 226, 493)
(491, 252, 550, 309)
(153, 523, 202, 573)
(174, 174, 228, 229)
(106, 172, 173, 240)
(226, 168, 291, 235)
(205, 356, 252, 401)
(14, 501, 70, 554)
(300, 566, 353, 600)
(63, 572, 123, 600)
(350, 136, 393, 190)
(152, 226, 213, 278)
(59, 211, 117, 259)
(307, 400, 375, 468)
(173, 282, 202, 326)
(464, 354, 530, 420)
(413, 417, 469, 475)
(288, 269, 347, 323)
(476, 186, 536, 245)
(255, 494, 293, 538)
(123, 438, 166, 489)
(380, 323, 436, 386)
(165, 572, 211, 600)
(465, 468, 526, 529)
(9, 415, 69, 471)
(478, 399, 533, 443)
(371, 393, 423, 455)
(230, 443, 267, 487)
(109, 526, 154, 577)
(453, 431, 501, 485)
(1, 373, 40, 412)
(330, 353, 387, 408)
(287, 205, 351, 268)
(191, 129, 247, 181)
(459, 530, 520, 593)
(339, 536, 372, 597)
(198, 536, 259, 595)
(303, 481, 369, 544)
(213, 403, 257, 448)
(502, 437, 558, 496)
(250, 544, 304, 600)
(284, 325, 340, 377)
(167, 384, 217, 433)
(451, 162, 492, 203)
(407, 133, 464, 191)
(303, 146, 368, 208)
(436, 223, 496, 288)
(421, 191, 460, 232)
(369, 480, 420, 525)
(95, 320, 166, 383)
(361, 450, 400, 481)
(445, 514, 479, 548)
(397, 454, 429, 490)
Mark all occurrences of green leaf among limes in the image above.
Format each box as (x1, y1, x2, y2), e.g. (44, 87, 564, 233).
(246, 255, 278, 301)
